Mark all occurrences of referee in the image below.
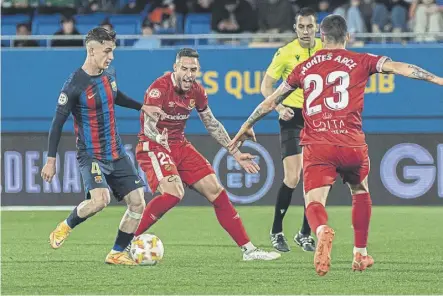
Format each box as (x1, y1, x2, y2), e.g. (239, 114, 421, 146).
(261, 7, 322, 252)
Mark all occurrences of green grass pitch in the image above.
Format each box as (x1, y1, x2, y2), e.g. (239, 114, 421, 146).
(2, 206, 442, 295)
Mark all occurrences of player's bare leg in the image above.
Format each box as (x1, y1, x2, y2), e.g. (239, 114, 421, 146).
(193, 174, 281, 261)
(120, 189, 146, 232)
(135, 175, 184, 236)
(105, 188, 145, 266)
(348, 177, 374, 271)
(305, 186, 335, 276)
(49, 188, 110, 249)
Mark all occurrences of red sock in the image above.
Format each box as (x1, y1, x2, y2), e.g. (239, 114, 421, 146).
(352, 193, 372, 248)
(134, 193, 180, 236)
(213, 190, 250, 246)
(305, 201, 328, 235)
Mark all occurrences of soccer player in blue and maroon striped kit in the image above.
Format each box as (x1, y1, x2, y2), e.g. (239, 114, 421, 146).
(41, 27, 164, 265)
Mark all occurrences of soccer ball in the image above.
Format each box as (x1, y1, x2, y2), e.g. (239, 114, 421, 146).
(129, 234, 164, 266)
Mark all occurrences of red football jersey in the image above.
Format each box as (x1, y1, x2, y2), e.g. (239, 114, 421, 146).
(139, 72, 208, 142)
(285, 49, 390, 147)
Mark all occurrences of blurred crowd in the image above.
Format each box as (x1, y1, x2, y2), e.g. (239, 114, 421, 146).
(3, 0, 443, 47)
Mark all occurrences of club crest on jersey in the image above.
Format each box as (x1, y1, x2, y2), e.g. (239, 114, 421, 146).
(188, 99, 196, 110)
(148, 88, 161, 99)
(94, 176, 103, 183)
(58, 92, 68, 105)
(111, 81, 117, 91)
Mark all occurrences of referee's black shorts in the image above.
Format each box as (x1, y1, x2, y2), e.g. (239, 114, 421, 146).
(278, 106, 304, 160)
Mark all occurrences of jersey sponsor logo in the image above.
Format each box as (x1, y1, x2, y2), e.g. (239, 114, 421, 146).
(58, 92, 68, 105)
(380, 143, 443, 199)
(111, 81, 117, 91)
(322, 112, 333, 120)
(164, 113, 190, 121)
(213, 141, 275, 204)
(148, 88, 161, 98)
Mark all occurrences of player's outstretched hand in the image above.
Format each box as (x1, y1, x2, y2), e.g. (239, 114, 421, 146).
(228, 125, 252, 152)
(242, 127, 257, 143)
(141, 105, 167, 120)
(41, 158, 56, 183)
(156, 128, 170, 152)
(235, 153, 260, 174)
(278, 107, 294, 121)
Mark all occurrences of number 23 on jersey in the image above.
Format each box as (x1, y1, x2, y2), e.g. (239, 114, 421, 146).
(304, 71, 350, 116)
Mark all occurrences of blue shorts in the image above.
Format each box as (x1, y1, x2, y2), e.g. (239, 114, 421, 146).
(77, 154, 145, 201)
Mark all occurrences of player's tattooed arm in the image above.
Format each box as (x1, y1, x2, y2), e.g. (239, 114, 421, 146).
(144, 113, 170, 151)
(261, 74, 285, 113)
(198, 106, 240, 154)
(407, 65, 436, 80)
(199, 106, 260, 173)
(143, 113, 160, 141)
(244, 84, 293, 128)
(382, 61, 443, 85)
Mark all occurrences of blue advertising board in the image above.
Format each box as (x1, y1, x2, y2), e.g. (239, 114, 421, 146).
(2, 46, 442, 134)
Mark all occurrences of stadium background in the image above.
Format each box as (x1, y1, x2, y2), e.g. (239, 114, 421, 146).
(2, 3, 443, 295)
(1, 0, 442, 207)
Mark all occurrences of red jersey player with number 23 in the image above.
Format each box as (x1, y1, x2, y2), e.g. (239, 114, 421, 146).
(134, 48, 281, 261)
(229, 15, 443, 275)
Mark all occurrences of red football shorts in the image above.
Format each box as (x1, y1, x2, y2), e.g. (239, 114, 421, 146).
(136, 140, 215, 193)
(302, 144, 370, 193)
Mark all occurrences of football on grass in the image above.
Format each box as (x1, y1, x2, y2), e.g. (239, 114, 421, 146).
(130, 234, 164, 266)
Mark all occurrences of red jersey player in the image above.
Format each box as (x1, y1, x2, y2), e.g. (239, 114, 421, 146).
(229, 15, 443, 274)
(134, 48, 280, 261)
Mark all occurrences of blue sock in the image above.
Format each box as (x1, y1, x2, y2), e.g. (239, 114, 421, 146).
(112, 230, 134, 252)
(66, 207, 87, 229)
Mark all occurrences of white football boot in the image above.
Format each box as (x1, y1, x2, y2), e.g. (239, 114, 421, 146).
(243, 248, 281, 261)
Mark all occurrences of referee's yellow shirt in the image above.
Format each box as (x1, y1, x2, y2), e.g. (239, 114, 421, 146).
(265, 38, 323, 109)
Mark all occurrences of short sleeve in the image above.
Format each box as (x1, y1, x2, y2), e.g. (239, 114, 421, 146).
(195, 83, 208, 112)
(144, 79, 168, 108)
(362, 53, 391, 75)
(285, 64, 302, 89)
(56, 74, 79, 116)
(266, 48, 286, 80)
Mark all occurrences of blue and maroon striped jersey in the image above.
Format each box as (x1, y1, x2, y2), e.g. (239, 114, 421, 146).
(56, 67, 125, 160)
